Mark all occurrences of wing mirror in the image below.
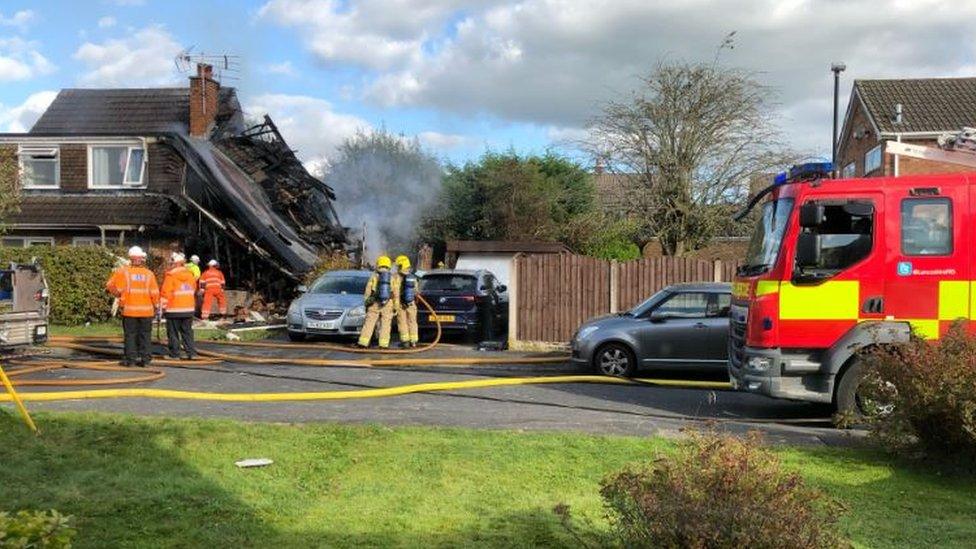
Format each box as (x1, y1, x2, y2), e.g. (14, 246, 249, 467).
(297, 285, 308, 293)
(795, 233, 821, 268)
(648, 310, 671, 323)
(799, 203, 825, 228)
(496, 285, 507, 293)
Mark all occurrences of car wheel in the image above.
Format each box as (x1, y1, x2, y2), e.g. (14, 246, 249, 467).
(594, 343, 636, 377)
(834, 358, 886, 425)
(288, 331, 306, 342)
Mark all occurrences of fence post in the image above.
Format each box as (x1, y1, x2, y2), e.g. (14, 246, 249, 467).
(609, 260, 618, 314)
(713, 259, 723, 282)
(508, 253, 520, 348)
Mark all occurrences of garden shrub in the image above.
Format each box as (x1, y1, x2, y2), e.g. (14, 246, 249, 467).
(860, 322, 976, 465)
(0, 246, 121, 325)
(0, 509, 75, 548)
(600, 431, 847, 549)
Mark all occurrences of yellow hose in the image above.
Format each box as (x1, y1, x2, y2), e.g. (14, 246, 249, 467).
(0, 374, 730, 403)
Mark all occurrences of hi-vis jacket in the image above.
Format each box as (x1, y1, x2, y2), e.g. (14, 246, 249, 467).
(106, 265, 160, 318)
(200, 267, 226, 291)
(161, 266, 197, 314)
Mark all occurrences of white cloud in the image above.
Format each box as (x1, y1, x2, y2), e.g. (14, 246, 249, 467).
(0, 10, 35, 32)
(266, 61, 297, 77)
(97, 16, 117, 29)
(74, 25, 184, 86)
(417, 131, 470, 149)
(244, 93, 371, 171)
(0, 91, 58, 132)
(0, 37, 56, 82)
(264, 0, 976, 156)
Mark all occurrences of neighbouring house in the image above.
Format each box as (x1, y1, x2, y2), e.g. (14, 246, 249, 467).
(445, 240, 570, 288)
(0, 64, 347, 297)
(837, 77, 976, 178)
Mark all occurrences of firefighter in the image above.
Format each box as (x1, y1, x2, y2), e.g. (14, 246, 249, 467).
(187, 254, 202, 279)
(106, 246, 160, 367)
(161, 252, 197, 360)
(357, 255, 395, 349)
(200, 259, 227, 321)
(394, 255, 419, 347)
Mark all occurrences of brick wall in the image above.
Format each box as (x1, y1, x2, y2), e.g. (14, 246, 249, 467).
(837, 99, 884, 177)
(146, 142, 185, 194)
(189, 64, 220, 137)
(59, 144, 87, 191)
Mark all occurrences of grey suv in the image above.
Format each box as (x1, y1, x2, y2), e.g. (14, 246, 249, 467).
(570, 283, 731, 376)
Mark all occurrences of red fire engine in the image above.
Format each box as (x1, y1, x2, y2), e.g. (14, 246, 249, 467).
(728, 132, 976, 416)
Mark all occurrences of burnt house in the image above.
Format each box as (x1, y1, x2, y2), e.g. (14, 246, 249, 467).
(0, 64, 347, 295)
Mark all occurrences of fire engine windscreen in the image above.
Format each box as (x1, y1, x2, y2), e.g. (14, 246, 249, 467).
(741, 198, 794, 275)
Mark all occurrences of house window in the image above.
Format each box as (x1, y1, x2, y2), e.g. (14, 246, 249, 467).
(72, 236, 121, 247)
(18, 146, 60, 188)
(864, 144, 882, 175)
(1, 236, 54, 248)
(89, 144, 146, 187)
(901, 198, 952, 256)
(842, 161, 856, 178)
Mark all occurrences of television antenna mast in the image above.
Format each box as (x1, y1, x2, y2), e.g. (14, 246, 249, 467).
(174, 47, 241, 81)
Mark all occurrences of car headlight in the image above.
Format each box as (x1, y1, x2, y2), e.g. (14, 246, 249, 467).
(348, 305, 366, 317)
(576, 325, 599, 340)
(747, 356, 772, 372)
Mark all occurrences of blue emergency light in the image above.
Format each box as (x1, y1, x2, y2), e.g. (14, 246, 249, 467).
(773, 162, 833, 185)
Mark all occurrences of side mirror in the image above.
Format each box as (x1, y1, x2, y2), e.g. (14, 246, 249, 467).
(795, 233, 821, 267)
(799, 203, 825, 228)
(648, 310, 671, 323)
(496, 285, 507, 293)
(297, 285, 308, 293)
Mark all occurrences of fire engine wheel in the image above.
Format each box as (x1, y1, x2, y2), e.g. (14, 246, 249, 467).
(594, 343, 636, 377)
(834, 358, 870, 421)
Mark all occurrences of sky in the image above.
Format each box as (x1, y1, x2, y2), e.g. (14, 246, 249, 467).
(1, 0, 975, 170)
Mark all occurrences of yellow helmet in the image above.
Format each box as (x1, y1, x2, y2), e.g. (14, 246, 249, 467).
(395, 255, 410, 270)
(376, 255, 392, 269)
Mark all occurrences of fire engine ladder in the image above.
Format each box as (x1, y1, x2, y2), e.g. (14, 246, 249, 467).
(885, 127, 976, 169)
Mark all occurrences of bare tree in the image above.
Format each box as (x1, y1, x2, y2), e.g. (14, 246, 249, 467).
(0, 149, 20, 235)
(588, 59, 792, 256)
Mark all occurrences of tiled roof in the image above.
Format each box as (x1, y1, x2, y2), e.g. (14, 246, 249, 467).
(8, 194, 179, 226)
(29, 88, 238, 135)
(855, 78, 976, 133)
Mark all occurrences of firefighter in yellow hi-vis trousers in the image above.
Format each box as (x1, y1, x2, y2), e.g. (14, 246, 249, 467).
(357, 255, 396, 349)
(394, 255, 420, 347)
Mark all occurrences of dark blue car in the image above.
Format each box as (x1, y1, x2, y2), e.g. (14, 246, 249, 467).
(418, 269, 508, 341)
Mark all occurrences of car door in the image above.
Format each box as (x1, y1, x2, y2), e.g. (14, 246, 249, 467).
(637, 291, 713, 369)
(701, 292, 732, 365)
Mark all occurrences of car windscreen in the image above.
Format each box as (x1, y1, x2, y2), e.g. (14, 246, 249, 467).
(311, 275, 368, 295)
(628, 289, 668, 316)
(420, 274, 477, 293)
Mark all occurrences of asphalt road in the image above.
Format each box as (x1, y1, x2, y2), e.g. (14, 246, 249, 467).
(5, 339, 862, 447)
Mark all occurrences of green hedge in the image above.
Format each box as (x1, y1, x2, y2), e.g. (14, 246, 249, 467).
(0, 246, 122, 325)
(0, 510, 75, 548)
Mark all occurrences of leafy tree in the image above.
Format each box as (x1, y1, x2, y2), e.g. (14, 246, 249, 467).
(420, 150, 597, 248)
(0, 148, 20, 235)
(325, 129, 443, 259)
(588, 58, 793, 256)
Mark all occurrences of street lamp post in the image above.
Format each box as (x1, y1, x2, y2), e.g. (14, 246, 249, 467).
(831, 62, 847, 173)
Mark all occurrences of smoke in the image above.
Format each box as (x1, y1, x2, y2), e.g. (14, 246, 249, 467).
(321, 129, 444, 261)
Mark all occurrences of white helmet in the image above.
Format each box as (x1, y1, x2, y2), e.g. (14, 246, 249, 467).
(190, 255, 200, 263)
(171, 252, 186, 263)
(128, 246, 147, 258)
(208, 259, 219, 267)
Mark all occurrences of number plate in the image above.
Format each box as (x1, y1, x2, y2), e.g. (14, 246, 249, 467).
(429, 314, 455, 323)
(307, 320, 338, 329)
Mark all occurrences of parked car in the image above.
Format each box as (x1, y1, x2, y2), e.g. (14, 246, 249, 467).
(0, 262, 49, 349)
(418, 269, 508, 341)
(571, 283, 731, 376)
(286, 270, 371, 341)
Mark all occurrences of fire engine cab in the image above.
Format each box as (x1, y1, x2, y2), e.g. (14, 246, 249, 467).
(728, 134, 976, 416)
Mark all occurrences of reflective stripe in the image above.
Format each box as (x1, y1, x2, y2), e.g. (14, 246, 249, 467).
(907, 319, 940, 340)
(756, 281, 780, 296)
(779, 281, 859, 320)
(938, 281, 969, 320)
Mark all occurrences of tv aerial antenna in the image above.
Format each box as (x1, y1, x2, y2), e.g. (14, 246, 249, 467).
(174, 47, 241, 82)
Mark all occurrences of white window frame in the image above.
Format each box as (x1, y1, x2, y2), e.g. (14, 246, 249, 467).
(72, 236, 121, 247)
(87, 141, 147, 189)
(17, 145, 60, 189)
(864, 144, 883, 175)
(1, 236, 54, 248)
(842, 161, 856, 178)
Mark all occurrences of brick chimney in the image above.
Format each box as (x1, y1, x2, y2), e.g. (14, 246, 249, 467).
(189, 63, 220, 137)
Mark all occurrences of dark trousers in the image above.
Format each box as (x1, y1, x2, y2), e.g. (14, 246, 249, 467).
(165, 314, 196, 358)
(122, 316, 153, 365)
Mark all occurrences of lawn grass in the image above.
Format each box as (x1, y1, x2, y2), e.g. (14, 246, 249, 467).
(50, 321, 277, 342)
(1, 412, 974, 548)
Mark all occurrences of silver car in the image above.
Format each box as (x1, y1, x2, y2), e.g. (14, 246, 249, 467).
(570, 283, 732, 376)
(286, 270, 371, 341)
